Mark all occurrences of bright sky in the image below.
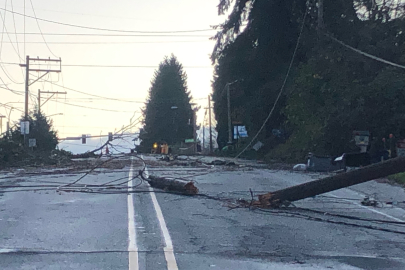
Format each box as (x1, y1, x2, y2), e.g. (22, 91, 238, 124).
(0, 0, 223, 140)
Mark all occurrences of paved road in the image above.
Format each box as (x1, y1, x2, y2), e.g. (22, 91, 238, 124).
(1, 155, 405, 269)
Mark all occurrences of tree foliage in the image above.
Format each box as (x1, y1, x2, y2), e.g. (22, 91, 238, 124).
(139, 55, 194, 149)
(212, 0, 405, 160)
(0, 111, 58, 165)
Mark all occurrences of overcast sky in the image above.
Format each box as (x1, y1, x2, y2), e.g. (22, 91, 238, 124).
(0, 0, 223, 142)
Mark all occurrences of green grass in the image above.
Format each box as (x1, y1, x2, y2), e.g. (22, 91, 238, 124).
(388, 172, 405, 186)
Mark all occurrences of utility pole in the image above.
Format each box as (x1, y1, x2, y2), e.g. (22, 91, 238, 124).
(24, 56, 29, 120)
(226, 80, 238, 144)
(208, 95, 213, 153)
(19, 56, 62, 119)
(258, 156, 405, 208)
(193, 108, 198, 154)
(318, 0, 324, 33)
(227, 83, 232, 144)
(202, 111, 205, 153)
(0, 115, 5, 134)
(38, 90, 67, 113)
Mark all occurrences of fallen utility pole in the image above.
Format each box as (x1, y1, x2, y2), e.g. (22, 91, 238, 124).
(258, 156, 405, 208)
(141, 173, 198, 195)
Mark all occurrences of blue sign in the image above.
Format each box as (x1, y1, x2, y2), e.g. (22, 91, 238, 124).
(234, 126, 248, 139)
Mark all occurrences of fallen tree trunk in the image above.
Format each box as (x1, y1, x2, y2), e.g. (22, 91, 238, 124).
(258, 156, 405, 208)
(147, 175, 198, 195)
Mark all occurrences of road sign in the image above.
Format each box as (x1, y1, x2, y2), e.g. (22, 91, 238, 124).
(397, 139, 405, 157)
(20, 121, 29, 135)
(28, 138, 36, 147)
(233, 125, 248, 139)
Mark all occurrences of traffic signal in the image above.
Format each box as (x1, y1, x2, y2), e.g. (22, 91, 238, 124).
(82, 134, 86, 144)
(108, 132, 113, 142)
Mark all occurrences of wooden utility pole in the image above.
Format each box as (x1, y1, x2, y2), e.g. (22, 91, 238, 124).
(193, 108, 198, 154)
(258, 156, 405, 207)
(38, 90, 67, 113)
(226, 80, 238, 144)
(24, 56, 29, 120)
(140, 174, 198, 195)
(208, 95, 213, 153)
(318, 0, 324, 32)
(203, 109, 206, 152)
(19, 56, 62, 119)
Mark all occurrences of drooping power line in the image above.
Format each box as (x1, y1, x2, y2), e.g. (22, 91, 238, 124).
(0, 7, 215, 34)
(235, 4, 308, 159)
(325, 32, 405, 70)
(28, 0, 58, 58)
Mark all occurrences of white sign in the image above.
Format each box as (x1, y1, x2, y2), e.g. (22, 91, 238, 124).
(29, 138, 36, 147)
(252, 141, 264, 151)
(20, 121, 29, 135)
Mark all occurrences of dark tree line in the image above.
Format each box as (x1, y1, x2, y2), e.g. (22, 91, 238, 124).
(212, 0, 405, 161)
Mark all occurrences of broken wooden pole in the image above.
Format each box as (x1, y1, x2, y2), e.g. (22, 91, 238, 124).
(258, 156, 405, 207)
(147, 175, 198, 195)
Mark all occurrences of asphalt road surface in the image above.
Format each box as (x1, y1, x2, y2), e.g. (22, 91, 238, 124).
(1, 155, 405, 270)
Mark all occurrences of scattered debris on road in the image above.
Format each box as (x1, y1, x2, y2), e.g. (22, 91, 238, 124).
(361, 196, 379, 207)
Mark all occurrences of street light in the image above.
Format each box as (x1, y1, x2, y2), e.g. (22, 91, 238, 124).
(171, 106, 178, 145)
(0, 102, 22, 136)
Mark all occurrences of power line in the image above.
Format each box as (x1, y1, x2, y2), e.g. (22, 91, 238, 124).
(1, 61, 211, 69)
(2, 85, 135, 113)
(23, 0, 25, 57)
(0, 32, 212, 37)
(0, 83, 24, 95)
(30, 77, 208, 104)
(235, 5, 308, 159)
(325, 32, 405, 70)
(38, 80, 144, 103)
(5, 5, 190, 23)
(0, 40, 210, 44)
(0, 1, 24, 84)
(0, 7, 215, 34)
(45, 98, 135, 113)
(61, 64, 211, 68)
(0, 1, 23, 62)
(10, 0, 22, 65)
(28, 0, 58, 58)
(0, 102, 24, 112)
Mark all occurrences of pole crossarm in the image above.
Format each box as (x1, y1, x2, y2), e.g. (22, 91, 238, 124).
(22, 55, 62, 118)
(38, 90, 67, 111)
(40, 93, 55, 108)
(28, 57, 61, 62)
(40, 91, 67, 94)
(29, 71, 49, 86)
(29, 69, 61, 73)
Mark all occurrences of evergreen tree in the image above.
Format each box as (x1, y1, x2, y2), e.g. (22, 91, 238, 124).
(212, 0, 405, 160)
(140, 55, 193, 149)
(9, 111, 58, 152)
(0, 111, 58, 164)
